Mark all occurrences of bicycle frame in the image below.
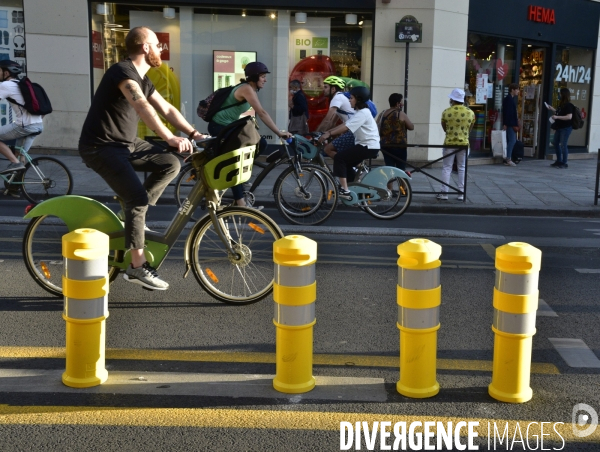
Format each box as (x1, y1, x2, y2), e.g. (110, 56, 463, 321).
(24, 149, 248, 273)
(307, 141, 411, 206)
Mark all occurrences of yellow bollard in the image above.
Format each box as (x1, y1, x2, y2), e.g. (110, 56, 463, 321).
(489, 242, 541, 403)
(396, 238, 442, 398)
(61, 228, 109, 388)
(272, 235, 317, 394)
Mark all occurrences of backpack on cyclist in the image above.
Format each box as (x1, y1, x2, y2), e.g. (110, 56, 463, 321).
(197, 84, 245, 122)
(571, 105, 584, 130)
(7, 78, 52, 115)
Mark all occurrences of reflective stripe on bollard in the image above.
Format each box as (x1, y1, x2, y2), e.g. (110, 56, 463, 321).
(396, 239, 442, 399)
(489, 242, 541, 404)
(61, 228, 109, 388)
(272, 236, 317, 394)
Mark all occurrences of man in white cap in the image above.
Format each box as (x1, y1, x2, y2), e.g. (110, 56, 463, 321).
(437, 88, 474, 201)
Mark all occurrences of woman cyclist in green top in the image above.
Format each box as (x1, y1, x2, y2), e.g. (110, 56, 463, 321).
(209, 62, 292, 206)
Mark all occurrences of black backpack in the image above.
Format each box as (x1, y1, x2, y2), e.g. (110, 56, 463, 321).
(197, 84, 245, 122)
(571, 105, 584, 130)
(7, 78, 52, 115)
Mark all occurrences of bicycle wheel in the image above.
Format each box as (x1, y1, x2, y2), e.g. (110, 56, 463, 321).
(363, 177, 412, 220)
(174, 163, 201, 221)
(20, 157, 73, 204)
(189, 207, 283, 305)
(23, 215, 121, 297)
(273, 164, 338, 226)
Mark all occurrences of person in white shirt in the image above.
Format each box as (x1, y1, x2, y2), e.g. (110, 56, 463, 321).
(318, 86, 380, 200)
(0, 60, 44, 174)
(316, 75, 355, 158)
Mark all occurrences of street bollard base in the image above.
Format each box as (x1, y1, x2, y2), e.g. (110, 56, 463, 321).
(273, 376, 316, 394)
(488, 384, 532, 404)
(62, 370, 108, 388)
(397, 381, 439, 398)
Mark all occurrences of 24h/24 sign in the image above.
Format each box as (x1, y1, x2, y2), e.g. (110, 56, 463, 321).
(395, 16, 422, 43)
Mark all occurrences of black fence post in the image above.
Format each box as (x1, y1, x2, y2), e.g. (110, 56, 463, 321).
(595, 149, 600, 206)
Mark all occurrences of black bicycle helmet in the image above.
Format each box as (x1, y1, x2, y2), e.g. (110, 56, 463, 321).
(0, 60, 22, 75)
(350, 86, 370, 103)
(244, 61, 270, 77)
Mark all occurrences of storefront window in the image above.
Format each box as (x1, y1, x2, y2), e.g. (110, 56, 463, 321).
(465, 33, 517, 153)
(551, 46, 593, 148)
(0, 0, 25, 128)
(90, 3, 373, 142)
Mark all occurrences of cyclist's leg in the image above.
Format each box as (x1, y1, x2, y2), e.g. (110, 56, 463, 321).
(80, 144, 149, 251)
(0, 123, 27, 171)
(17, 123, 43, 153)
(326, 131, 354, 159)
(128, 138, 181, 206)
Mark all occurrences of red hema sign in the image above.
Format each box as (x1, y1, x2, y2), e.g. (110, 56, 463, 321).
(528, 5, 555, 24)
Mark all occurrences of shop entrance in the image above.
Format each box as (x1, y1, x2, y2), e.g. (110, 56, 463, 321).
(518, 44, 548, 157)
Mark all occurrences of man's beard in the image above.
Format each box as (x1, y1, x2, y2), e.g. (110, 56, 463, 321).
(145, 50, 162, 68)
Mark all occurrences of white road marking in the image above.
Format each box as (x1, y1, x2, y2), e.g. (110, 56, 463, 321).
(537, 298, 558, 317)
(549, 338, 600, 368)
(575, 269, 600, 274)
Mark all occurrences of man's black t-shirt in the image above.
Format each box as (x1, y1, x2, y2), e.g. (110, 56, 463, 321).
(79, 59, 155, 148)
(554, 102, 574, 130)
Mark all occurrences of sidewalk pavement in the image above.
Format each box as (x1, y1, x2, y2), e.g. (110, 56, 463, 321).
(2, 152, 600, 218)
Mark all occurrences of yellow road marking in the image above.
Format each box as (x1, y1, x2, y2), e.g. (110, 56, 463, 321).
(0, 346, 559, 374)
(0, 405, 595, 443)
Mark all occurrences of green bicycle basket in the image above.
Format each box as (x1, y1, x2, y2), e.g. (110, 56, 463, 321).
(203, 144, 256, 190)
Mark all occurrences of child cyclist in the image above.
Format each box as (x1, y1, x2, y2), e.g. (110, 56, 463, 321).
(317, 86, 379, 200)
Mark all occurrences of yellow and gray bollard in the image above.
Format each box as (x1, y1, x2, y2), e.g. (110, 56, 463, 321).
(62, 228, 109, 388)
(272, 235, 317, 394)
(396, 238, 442, 398)
(489, 242, 541, 403)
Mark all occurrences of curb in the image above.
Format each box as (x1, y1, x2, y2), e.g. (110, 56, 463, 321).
(3, 194, 599, 219)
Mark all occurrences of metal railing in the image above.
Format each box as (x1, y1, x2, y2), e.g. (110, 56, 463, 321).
(380, 144, 469, 202)
(595, 149, 600, 206)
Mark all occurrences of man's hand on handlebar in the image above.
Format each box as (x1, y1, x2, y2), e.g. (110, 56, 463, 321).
(167, 132, 209, 153)
(278, 131, 293, 139)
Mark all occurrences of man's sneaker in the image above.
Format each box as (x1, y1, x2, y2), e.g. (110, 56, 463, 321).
(558, 163, 568, 168)
(457, 194, 464, 201)
(0, 161, 25, 174)
(338, 188, 353, 201)
(123, 262, 169, 290)
(550, 161, 561, 167)
(436, 193, 448, 200)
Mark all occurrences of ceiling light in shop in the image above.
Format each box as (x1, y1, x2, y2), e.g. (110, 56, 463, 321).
(163, 7, 176, 20)
(345, 14, 358, 25)
(270, 13, 277, 19)
(358, 20, 364, 26)
(295, 12, 307, 23)
(242, 11, 246, 17)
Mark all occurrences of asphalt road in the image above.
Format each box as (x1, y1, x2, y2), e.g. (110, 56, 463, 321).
(0, 212, 599, 451)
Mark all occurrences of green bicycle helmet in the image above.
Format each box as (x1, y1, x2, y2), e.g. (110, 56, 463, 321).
(323, 75, 346, 90)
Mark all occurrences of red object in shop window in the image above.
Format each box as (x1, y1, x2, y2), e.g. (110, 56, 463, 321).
(289, 55, 336, 131)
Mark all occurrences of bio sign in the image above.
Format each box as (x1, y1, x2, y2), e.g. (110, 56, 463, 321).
(395, 15, 422, 43)
(295, 37, 328, 49)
